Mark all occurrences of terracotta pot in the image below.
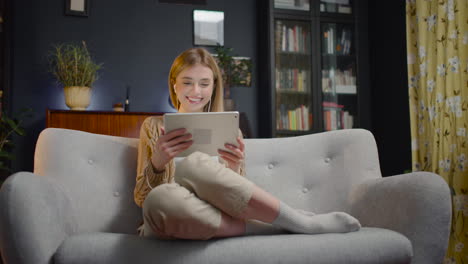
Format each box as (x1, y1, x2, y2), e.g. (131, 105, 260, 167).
(64, 86, 91, 110)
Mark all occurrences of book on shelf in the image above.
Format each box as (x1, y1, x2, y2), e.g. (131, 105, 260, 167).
(321, 68, 356, 94)
(342, 111, 354, 128)
(337, 5, 352, 14)
(321, 68, 335, 93)
(276, 68, 309, 92)
(322, 27, 352, 55)
(275, 0, 295, 8)
(338, 29, 352, 55)
(321, 0, 349, 4)
(275, 0, 310, 10)
(276, 21, 309, 53)
(275, 21, 283, 53)
(322, 101, 353, 130)
(335, 85, 356, 94)
(322, 27, 335, 54)
(320, 0, 351, 14)
(277, 104, 312, 131)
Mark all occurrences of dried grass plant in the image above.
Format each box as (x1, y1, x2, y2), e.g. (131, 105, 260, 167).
(49, 41, 102, 87)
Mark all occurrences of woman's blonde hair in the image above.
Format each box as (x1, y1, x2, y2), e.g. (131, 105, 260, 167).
(168, 48, 224, 112)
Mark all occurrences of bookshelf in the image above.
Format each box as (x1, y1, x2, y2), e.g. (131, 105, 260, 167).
(257, 0, 370, 138)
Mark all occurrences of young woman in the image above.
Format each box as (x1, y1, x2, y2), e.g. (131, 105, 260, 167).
(134, 47, 361, 240)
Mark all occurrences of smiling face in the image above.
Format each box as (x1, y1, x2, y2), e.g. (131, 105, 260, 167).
(174, 63, 214, 113)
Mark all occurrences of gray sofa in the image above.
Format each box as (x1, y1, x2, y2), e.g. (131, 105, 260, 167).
(0, 128, 451, 264)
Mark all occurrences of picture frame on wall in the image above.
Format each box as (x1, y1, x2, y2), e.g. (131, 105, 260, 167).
(193, 10, 224, 46)
(65, 0, 90, 17)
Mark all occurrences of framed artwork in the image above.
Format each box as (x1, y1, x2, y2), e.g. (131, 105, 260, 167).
(65, 0, 90, 17)
(193, 10, 224, 46)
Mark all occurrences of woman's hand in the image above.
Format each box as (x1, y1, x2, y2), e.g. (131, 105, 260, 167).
(218, 137, 245, 173)
(151, 127, 193, 171)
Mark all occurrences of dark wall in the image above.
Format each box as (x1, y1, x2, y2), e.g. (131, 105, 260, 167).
(10, 0, 258, 172)
(368, 1, 412, 176)
(9, 0, 412, 176)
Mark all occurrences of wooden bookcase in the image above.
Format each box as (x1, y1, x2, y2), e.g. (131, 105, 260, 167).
(257, 0, 370, 138)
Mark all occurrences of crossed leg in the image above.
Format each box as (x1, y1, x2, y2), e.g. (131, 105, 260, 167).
(143, 151, 360, 240)
(143, 182, 280, 239)
(175, 152, 361, 238)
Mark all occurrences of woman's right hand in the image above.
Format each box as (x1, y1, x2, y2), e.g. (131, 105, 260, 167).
(151, 127, 193, 171)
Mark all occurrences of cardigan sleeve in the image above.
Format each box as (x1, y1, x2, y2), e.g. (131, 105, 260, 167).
(133, 116, 175, 208)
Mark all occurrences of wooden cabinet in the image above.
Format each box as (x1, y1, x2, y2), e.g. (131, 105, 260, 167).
(46, 109, 163, 138)
(46, 110, 253, 139)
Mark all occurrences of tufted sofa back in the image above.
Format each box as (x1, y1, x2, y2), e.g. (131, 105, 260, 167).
(34, 128, 381, 234)
(34, 128, 142, 234)
(244, 129, 382, 214)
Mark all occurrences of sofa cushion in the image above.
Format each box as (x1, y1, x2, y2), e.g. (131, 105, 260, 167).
(54, 227, 412, 264)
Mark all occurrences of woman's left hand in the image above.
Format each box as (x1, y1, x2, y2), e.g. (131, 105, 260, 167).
(218, 137, 244, 173)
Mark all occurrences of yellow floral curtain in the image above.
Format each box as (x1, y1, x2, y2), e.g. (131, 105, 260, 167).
(406, 0, 467, 263)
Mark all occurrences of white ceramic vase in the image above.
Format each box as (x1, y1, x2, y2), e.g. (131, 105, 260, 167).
(64, 86, 91, 110)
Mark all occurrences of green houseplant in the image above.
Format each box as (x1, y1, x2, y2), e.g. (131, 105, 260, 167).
(48, 41, 102, 110)
(0, 91, 31, 178)
(213, 44, 252, 110)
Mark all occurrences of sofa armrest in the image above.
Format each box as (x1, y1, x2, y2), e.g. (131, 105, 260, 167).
(0, 172, 77, 264)
(350, 172, 451, 264)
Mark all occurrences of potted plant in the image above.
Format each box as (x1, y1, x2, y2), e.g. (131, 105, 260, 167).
(0, 91, 31, 184)
(213, 44, 252, 111)
(48, 41, 103, 110)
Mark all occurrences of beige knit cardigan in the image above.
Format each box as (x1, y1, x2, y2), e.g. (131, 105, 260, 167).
(134, 116, 246, 208)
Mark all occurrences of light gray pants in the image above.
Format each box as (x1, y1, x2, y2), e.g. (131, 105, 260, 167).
(142, 151, 255, 240)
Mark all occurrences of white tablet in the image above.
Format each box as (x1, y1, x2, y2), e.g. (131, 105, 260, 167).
(163, 111, 240, 157)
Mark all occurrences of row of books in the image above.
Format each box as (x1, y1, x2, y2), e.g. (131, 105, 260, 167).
(323, 101, 354, 130)
(320, 2, 352, 14)
(322, 27, 352, 55)
(276, 68, 309, 92)
(322, 68, 356, 94)
(275, 0, 310, 11)
(276, 21, 310, 53)
(276, 104, 312, 131)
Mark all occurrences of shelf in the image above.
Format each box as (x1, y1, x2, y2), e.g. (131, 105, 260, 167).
(323, 92, 357, 96)
(320, 1, 353, 15)
(274, 7, 310, 13)
(276, 90, 310, 95)
(276, 51, 311, 57)
(321, 54, 355, 58)
(274, 0, 310, 12)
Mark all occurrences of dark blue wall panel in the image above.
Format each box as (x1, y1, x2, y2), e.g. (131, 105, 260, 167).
(11, 0, 257, 171)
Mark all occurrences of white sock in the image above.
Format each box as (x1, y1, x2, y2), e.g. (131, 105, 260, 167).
(271, 202, 361, 234)
(244, 219, 285, 236)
